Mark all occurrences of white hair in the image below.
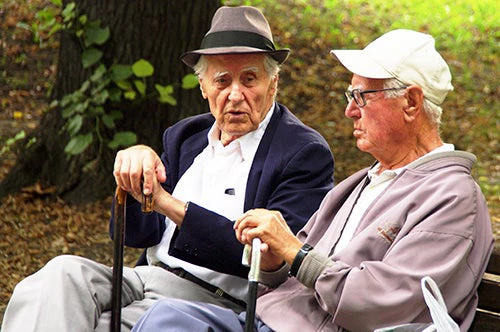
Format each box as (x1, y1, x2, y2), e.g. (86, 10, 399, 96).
(384, 78, 442, 128)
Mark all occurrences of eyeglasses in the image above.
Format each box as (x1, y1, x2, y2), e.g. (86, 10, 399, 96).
(345, 86, 408, 107)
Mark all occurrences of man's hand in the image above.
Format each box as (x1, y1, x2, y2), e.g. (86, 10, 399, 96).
(113, 145, 166, 201)
(234, 209, 303, 271)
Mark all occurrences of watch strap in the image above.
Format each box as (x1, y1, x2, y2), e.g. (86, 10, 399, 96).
(289, 243, 314, 277)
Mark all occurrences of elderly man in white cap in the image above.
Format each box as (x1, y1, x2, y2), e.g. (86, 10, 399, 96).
(1, 6, 335, 332)
(129, 29, 493, 332)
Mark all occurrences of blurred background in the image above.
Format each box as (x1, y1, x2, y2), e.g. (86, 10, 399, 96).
(0, 0, 498, 321)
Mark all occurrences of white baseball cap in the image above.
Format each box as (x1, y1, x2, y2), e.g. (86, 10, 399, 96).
(331, 29, 453, 105)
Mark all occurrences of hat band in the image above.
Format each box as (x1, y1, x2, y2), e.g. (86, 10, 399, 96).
(200, 31, 276, 52)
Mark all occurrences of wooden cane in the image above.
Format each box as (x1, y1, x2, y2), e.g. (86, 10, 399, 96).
(111, 187, 153, 332)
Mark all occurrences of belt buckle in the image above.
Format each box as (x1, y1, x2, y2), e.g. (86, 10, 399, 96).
(215, 288, 224, 297)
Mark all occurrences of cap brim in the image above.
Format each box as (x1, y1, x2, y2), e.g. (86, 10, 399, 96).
(181, 47, 289, 67)
(330, 50, 393, 79)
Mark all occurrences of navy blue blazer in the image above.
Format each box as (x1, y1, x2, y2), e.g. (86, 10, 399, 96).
(110, 103, 334, 278)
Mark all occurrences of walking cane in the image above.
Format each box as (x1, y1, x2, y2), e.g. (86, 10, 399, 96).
(111, 187, 153, 332)
(243, 237, 262, 332)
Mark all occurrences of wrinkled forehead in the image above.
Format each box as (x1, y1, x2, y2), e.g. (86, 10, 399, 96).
(206, 53, 266, 74)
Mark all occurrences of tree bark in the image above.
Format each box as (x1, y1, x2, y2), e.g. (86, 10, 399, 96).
(0, 0, 220, 203)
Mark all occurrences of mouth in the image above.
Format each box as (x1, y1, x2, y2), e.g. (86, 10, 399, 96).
(353, 128, 363, 137)
(225, 109, 248, 118)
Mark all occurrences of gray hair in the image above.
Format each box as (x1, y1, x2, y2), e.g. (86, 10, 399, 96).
(193, 54, 280, 79)
(384, 78, 442, 128)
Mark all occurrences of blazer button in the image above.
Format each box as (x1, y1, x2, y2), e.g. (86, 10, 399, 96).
(183, 244, 190, 253)
(193, 248, 199, 257)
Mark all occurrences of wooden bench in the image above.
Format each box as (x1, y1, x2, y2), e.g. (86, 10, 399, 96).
(470, 247, 500, 331)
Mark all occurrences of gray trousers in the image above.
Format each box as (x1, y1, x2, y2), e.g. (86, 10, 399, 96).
(1, 255, 244, 332)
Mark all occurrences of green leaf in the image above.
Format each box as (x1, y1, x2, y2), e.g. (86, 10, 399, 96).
(124, 90, 137, 100)
(108, 88, 122, 102)
(81, 48, 103, 69)
(181, 74, 199, 89)
(115, 80, 133, 91)
(108, 131, 137, 149)
(134, 80, 146, 96)
(90, 64, 107, 82)
(67, 114, 83, 135)
(101, 110, 123, 129)
(132, 59, 154, 77)
(109, 110, 124, 120)
(78, 14, 87, 25)
(155, 84, 173, 95)
(155, 84, 177, 105)
(64, 133, 93, 155)
(62, 3, 76, 19)
(90, 106, 105, 115)
(111, 64, 133, 82)
(101, 114, 116, 129)
(49, 99, 59, 109)
(84, 23, 110, 47)
(62, 105, 76, 118)
(93, 90, 110, 104)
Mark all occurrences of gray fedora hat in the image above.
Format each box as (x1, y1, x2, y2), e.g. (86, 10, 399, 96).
(181, 6, 290, 68)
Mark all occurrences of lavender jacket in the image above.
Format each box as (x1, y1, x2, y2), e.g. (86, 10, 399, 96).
(257, 151, 493, 332)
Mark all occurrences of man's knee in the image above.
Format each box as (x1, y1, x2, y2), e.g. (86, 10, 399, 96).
(15, 255, 90, 291)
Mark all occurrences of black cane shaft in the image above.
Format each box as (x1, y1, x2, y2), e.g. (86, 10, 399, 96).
(111, 188, 127, 332)
(245, 281, 258, 332)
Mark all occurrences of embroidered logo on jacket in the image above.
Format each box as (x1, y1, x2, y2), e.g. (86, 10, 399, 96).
(377, 222, 401, 244)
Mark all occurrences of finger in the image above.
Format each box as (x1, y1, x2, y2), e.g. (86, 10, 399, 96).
(141, 156, 155, 196)
(155, 158, 167, 183)
(260, 242, 270, 253)
(113, 151, 124, 187)
(234, 212, 247, 230)
(126, 153, 144, 197)
(118, 152, 132, 191)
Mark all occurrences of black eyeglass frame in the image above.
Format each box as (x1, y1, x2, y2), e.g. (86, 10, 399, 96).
(345, 86, 408, 107)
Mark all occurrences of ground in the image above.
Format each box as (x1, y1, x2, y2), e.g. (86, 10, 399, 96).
(0, 0, 498, 324)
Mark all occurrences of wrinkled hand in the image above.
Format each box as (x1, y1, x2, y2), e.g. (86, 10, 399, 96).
(113, 145, 166, 201)
(234, 209, 303, 271)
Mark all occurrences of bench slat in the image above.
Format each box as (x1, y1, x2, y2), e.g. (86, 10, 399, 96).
(477, 273, 500, 312)
(470, 309, 500, 331)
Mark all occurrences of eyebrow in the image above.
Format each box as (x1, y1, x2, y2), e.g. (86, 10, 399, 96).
(242, 66, 259, 73)
(212, 66, 260, 80)
(212, 71, 229, 80)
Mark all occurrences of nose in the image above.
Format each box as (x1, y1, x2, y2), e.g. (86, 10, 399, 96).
(344, 99, 360, 119)
(228, 83, 244, 103)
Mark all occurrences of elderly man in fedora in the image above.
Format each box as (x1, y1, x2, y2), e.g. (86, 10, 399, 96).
(1, 6, 334, 332)
(128, 29, 493, 332)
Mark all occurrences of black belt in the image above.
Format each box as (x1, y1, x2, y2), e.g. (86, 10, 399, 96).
(156, 262, 247, 308)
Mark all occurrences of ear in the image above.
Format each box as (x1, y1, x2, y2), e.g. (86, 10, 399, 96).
(199, 78, 208, 99)
(403, 85, 424, 122)
(269, 74, 279, 95)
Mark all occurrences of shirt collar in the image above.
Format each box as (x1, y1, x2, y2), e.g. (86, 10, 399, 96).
(368, 143, 455, 182)
(206, 103, 275, 161)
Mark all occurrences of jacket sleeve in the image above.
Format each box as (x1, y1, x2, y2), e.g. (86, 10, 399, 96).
(170, 140, 334, 278)
(297, 177, 492, 331)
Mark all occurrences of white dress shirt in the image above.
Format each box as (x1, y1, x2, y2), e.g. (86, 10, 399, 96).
(147, 104, 275, 301)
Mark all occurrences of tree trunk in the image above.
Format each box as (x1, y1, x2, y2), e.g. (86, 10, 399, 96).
(0, 0, 220, 203)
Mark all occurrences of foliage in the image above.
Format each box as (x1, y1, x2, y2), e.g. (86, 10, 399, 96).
(24, 2, 199, 158)
(0, 130, 36, 156)
(225, 0, 499, 207)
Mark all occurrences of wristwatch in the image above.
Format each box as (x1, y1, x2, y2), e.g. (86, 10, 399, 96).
(289, 243, 314, 277)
